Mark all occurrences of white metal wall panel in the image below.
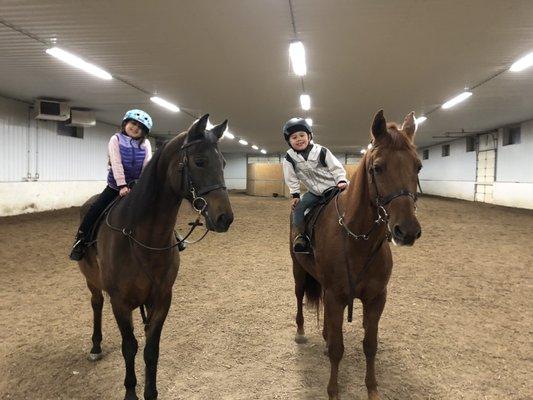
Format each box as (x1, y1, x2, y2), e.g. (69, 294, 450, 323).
(37, 120, 114, 181)
(497, 122, 533, 183)
(0, 97, 29, 182)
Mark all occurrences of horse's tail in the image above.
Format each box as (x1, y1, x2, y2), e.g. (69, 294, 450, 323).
(304, 272, 322, 311)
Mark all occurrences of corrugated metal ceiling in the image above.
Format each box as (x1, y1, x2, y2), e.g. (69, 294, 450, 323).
(2, 0, 533, 152)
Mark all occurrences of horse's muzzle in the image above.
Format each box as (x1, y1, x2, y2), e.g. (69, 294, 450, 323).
(391, 221, 421, 246)
(207, 212, 233, 232)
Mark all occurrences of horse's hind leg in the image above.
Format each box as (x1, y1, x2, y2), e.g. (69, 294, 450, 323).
(292, 260, 307, 344)
(112, 300, 139, 400)
(87, 282, 104, 361)
(362, 290, 387, 400)
(143, 293, 171, 400)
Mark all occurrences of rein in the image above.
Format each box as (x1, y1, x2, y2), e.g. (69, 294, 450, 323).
(335, 161, 419, 322)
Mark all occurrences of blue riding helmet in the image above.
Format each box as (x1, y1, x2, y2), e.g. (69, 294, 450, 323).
(123, 109, 153, 132)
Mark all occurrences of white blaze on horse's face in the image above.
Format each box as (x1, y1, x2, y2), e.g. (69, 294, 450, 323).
(369, 110, 422, 246)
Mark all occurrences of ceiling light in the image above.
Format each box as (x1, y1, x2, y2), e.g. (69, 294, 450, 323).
(150, 96, 180, 112)
(223, 131, 235, 139)
(289, 41, 307, 76)
(305, 118, 313, 126)
(300, 94, 311, 110)
(260, 149, 267, 154)
(441, 91, 472, 109)
(45, 47, 112, 80)
(251, 145, 259, 150)
(510, 52, 533, 72)
(239, 139, 248, 146)
(415, 116, 427, 124)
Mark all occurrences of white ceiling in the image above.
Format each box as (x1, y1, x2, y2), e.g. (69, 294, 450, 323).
(2, 0, 533, 152)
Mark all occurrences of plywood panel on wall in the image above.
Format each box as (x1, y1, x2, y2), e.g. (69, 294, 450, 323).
(247, 163, 359, 198)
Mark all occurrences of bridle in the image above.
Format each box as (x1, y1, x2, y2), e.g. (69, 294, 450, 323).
(335, 149, 419, 240)
(105, 138, 226, 251)
(334, 147, 420, 322)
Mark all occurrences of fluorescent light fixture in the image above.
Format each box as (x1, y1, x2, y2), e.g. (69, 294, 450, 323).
(45, 47, 112, 80)
(239, 139, 248, 146)
(305, 118, 313, 126)
(415, 116, 427, 124)
(260, 149, 267, 154)
(510, 52, 533, 72)
(300, 94, 311, 110)
(251, 145, 259, 150)
(223, 131, 235, 139)
(150, 96, 180, 112)
(289, 41, 307, 76)
(441, 91, 472, 109)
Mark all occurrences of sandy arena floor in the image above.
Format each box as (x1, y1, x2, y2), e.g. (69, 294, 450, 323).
(0, 193, 531, 399)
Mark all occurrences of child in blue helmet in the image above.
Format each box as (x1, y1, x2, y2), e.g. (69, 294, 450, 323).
(282, 117, 348, 253)
(69, 109, 153, 261)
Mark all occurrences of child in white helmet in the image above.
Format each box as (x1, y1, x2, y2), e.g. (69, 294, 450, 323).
(69, 109, 153, 261)
(282, 117, 348, 253)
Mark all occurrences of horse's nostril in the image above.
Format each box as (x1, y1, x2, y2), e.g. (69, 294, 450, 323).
(393, 225, 403, 238)
(217, 213, 233, 228)
(416, 229, 422, 239)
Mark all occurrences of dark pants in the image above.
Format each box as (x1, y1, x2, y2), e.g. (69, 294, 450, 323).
(292, 192, 322, 233)
(77, 185, 119, 236)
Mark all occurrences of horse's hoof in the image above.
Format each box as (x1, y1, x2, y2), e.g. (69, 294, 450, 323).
(88, 352, 103, 361)
(294, 333, 308, 344)
(124, 392, 138, 400)
(368, 390, 380, 400)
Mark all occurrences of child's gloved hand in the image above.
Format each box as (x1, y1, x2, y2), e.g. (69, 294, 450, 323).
(337, 182, 348, 190)
(291, 197, 300, 210)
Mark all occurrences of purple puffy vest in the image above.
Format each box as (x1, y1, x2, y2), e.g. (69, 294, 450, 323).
(107, 132, 146, 189)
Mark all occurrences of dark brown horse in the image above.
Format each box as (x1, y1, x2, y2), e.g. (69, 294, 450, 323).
(291, 110, 422, 399)
(77, 114, 234, 400)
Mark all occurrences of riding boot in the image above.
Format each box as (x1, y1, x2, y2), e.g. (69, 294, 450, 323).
(293, 227, 311, 254)
(175, 232, 187, 252)
(69, 231, 87, 261)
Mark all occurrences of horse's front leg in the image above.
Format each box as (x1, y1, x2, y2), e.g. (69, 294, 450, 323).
(293, 261, 308, 343)
(362, 290, 387, 400)
(112, 300, 139, 400)
(86, 282, 104, 361)
(324, 289, 345, 400)
(143, 293, 172, 400)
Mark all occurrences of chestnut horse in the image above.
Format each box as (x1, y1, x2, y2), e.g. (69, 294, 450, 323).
(77, 114, 234, 400)
(291, 110, 422, 399)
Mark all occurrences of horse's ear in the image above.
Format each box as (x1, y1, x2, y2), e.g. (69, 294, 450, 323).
(188, 114, 209, 141)
(371, 109, 387, 142)
(211, 119, 228, 140)
(402, 111, 417, 141)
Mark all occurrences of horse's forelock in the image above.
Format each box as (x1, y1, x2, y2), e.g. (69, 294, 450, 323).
(384, 122, 417, 152)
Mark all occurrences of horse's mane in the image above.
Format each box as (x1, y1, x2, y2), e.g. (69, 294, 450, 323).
(120, 133, 186, 229)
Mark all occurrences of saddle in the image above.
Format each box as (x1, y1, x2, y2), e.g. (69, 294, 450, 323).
(303, 186, 341, 249)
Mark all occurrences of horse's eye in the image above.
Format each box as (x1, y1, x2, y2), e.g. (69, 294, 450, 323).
(195, 159, 207, 168)
(372, 164, 383, 174)
(417, 164, 422, 173)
